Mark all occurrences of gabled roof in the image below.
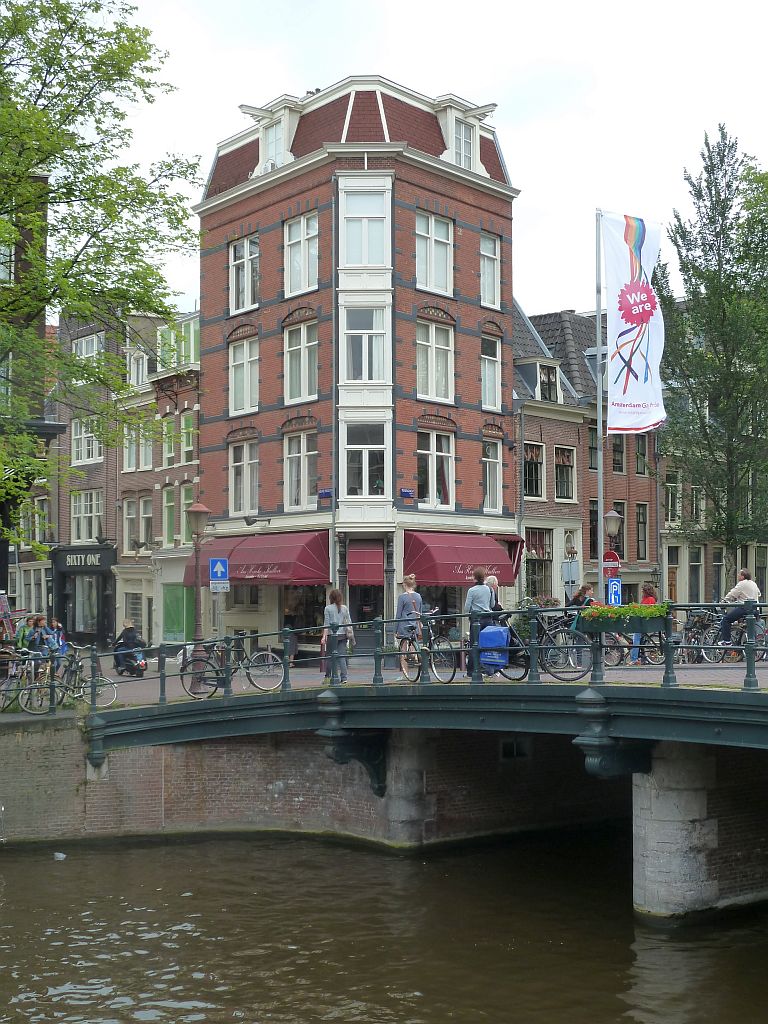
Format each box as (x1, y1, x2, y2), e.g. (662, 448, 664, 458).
(512, 300, 580, 408)
(530, 310, 607, 402)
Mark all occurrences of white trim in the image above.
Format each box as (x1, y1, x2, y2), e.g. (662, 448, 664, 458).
(376, 90, 390, 142)
(341, 90, 355, 143)
(523, 440, 546, 502)
(553, 444, 578, 504)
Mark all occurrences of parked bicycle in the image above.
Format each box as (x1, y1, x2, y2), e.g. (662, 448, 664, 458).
(18, 644, 117, 714)
(398, 612, 457, 683)
(179, 636, 284, 699)
(700, 608, 768, 664)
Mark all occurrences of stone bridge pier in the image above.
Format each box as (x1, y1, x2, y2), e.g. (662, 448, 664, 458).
(633, 742, 768, 920)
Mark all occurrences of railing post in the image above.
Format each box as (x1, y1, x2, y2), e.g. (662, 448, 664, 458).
(527, 606, 541, 684)
(48, 650, 57, 715)
(281, 629, 293, 691)
(419, 629, 432, 684)
(372, 617, 384, 687)
(470, 614, 483, 683)
(158, 644, 167, 705)
(743, 600, 758, 690)
(589, 635, 604, 685)
(89, 645, 99, 710)
(222, 635, 233, 697)
(661, 609, 678, 688)
(330, 622, 339, 685)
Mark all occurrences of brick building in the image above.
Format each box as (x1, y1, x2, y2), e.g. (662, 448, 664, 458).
(192, 76, 525, 646)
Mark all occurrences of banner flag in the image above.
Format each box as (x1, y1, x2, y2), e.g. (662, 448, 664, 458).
(601, 211, 666, 433)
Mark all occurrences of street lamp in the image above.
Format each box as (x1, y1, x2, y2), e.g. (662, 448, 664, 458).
(604, 508, 623, 549)
(186, 501, 211, 690)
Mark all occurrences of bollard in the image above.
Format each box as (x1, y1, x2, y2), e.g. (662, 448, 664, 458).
(743, 600, 758, 690)
(527, 606, 541, 684)
(661, 610, 678, 688)
(470, 615, 483, 683)
(158, 644, 167, 705)
(90, 645, 99, 710)
(48, 651, 57, 715)
(281, 629, 293, 691)
(372, 617, 384, 687)
(330, 622, 339, 685)
(223, 635, 233, 697)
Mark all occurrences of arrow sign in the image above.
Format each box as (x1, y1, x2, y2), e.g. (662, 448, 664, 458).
(209, 557, 229, 582)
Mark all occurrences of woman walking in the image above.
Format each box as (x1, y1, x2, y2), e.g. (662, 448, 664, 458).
(394, 574, 423, 680)
(322, 589, 353, 685)
(628, 583, 658, 666)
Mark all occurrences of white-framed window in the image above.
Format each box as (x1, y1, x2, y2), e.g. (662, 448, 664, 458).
(417, 431, 454, 509)
(635, 434, 648, 475)
(123, 498, 138, 552)
(482, 439, 502, 513)
(417, 320, 454, 403)
(230, 234, 260, 314)
(554, 446, 576, 501)
(126, 347, 147, 388)
(523, 442, 545, 499)
(123, 427, 137, 471)
(181, 484, 195, 544)
(73, 332, 104, 361)
(229, 441, 259, 516)
(71, 489, 103, 542)
(612, 434, 625, 473)
(284, 432, 318, 510)
(263, 120, 284, 169)
(416, 213, 452, 294)
(539, 364, 558, 402)
(0, 236, 13, 284)
(480, 233, 501, 308)
(140, 428, 153, 470)
(162, 418, 175, 468)
(180, 411, 195, 464)
(158, 319, 200, 369)
(342, 190, 388, 267)
(162, 487, 176, 546)
(285, 212, 318, 295)
(343, 307, 385, 383)
(345, 424, 386, 498)
(285, 322, 318, 403)
(690, 485, 705, 524)
(229, 337, 259, 415)
(588, 427, 598, 471)
(140, 496, 153, 547)
(481, 336, 501, 410)
(21, 496, 48, 546)
(0, 355, 10, 411)
(228, 584, 262, 609)
(455, 118, 474, 169)
(636, 503, 648, 561)
(71, 419, 102, 465)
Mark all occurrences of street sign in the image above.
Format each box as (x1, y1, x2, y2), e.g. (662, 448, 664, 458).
(210, 581, 230, 594)
(603, 551, 621, 578)
(607, 578, 622, 606)
(209, 557, 229, 582)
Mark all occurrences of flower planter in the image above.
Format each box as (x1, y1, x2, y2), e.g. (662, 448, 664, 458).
(579, 615, 665, 635)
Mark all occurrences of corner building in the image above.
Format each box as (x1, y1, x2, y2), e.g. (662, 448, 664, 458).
(194, 76, 523, 646)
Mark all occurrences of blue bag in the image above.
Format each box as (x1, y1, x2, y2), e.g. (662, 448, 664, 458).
(479, 625, 509, 668)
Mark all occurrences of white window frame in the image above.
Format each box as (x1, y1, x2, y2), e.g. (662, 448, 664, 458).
(454, 118, 474, 169)
(554, 445, 577, 503)
(0, 236, 12, 285)
(123, 498, 138, 553)
(228, 337, 259, 415)
(162, 487, 176, 546)
(523, 442, 546, 501)
(157, 319, 200, 370)
(262, 119, 284, 170)
(285, 212, 318, 296)
(342, 422, 389, 499)
(342, 306, 387, 384)
(139, 428, 153, 471)
(126, 347, 147, 388)
(416, 212, 453, 295)
(340, 181, 390, 269)
(71, 489, 103, 543)
(229, 234, 260, 314)
(417, 430, 455, 510)
(21, 496, 48, 547)
(481, 336, 501, 411)
(180, 411, 195, 465)
(538, 363, 559, 403)
(284, 322, 318, 404)
(284, 432, 318, 511)
(480, 233, 501, 308)
(123, 426, 137, 472)
(140, 496, 153, 547)
(73, 332, 104, 361)
(229, 441, 259, 516)
(162, 418, 175, 468)
(482, 439, 502, 513)
(417, 320, 454, 404)
(71, 419, 103, 465)
(636, 503, 649, 561)
(181, 483, 195, 544)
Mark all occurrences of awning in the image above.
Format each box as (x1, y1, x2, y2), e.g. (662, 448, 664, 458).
(403, 531, 523, 586)
(183, 530, 330, 586)
(347, 541, 384, 585)
(182, 537, 241, 586)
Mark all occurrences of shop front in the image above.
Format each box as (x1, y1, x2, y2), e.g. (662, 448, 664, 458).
(344, 539, 385, 651)
(52, 545, 117, 647)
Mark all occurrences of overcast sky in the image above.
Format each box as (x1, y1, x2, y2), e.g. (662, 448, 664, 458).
(128, 0, 768, 319)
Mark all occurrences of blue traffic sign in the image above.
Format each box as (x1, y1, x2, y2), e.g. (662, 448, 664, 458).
(209, 557, 229, 582)
(607, 578, 622, 606)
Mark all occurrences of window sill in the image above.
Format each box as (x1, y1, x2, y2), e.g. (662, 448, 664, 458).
(480, 301, 501, 312)
(343, 494, 390, 501)
(284, 396, 318, 407)
(228, 407, 259, 418)
(284, 284, 319, 300)
(415, 394, 455, 406)
(523, 496, 547, 503)
(229, 303, 260, 317)
(555, 498, 578, 504)
(481, 404, 502, 414)
(415, 285, 454, 300)
(417, 503, 455, 511)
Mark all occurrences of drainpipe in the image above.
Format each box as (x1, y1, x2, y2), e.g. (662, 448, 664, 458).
(330, 175, 339, 590)
(513, 398, 525, 604)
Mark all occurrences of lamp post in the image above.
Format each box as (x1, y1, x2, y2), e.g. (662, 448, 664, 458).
(603, 508, 623, 600)
(186, 501, 211, 689)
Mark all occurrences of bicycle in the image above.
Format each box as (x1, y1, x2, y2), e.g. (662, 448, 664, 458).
(462, 611, 592, 683)
(398, 612, 457, 683)
(179, 637, 284, 699)
(701, 610, 767, 664)
(18, 644, 117, 715)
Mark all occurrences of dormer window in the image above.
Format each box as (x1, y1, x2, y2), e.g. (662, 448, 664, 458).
(262, 121, 284, 171)
(539, 364, 558, 402)
(454, 119, 474, 169)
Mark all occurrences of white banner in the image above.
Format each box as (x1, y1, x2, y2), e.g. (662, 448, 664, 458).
(601, 211, 666, 433)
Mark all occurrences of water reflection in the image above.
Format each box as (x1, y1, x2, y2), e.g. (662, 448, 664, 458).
(0, 830, 763, 1022)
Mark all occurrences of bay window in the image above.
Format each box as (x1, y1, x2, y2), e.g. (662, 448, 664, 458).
(343, 308, 385, 382)
(345, 424, 386, 497)
(343, 191, 387, 266)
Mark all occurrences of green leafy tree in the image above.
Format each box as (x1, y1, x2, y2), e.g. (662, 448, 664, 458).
(0, 0, 199, 536)
(657, 126, 768, 582)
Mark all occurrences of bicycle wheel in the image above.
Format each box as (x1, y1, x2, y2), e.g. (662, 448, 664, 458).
(702, 626, 725, 663)
(180, 656, 223, 699)
(541, 627, 592, 682)
(18, 684, 57, 715)
(88, 677, 118, 707)
(755, 623, 768, 662)
(643, 633, 665, 665)
(398, 638, 421, 683)
(497, 645, 530, 681)
(429, 637, 456, 683)
(244, 651, 284, 692)
(602, 633, 625, 668)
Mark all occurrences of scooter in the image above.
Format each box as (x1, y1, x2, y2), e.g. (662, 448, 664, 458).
(113, 644, 147, 678)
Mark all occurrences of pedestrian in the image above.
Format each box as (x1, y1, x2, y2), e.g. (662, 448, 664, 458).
(718, 568, 762, 646)
(628, 583, 658, 665)
(322, 589, 353, 684)
(394, 574, 423, 680)
(485, 575, 504, 618)
(15, 615, 34, 651)
(464, 566, 494, 676)
(568, 584, 595, 608)
(47, 617, 67, 672)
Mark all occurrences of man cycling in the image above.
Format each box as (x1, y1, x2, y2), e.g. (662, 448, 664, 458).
(718, 568, 761, 646)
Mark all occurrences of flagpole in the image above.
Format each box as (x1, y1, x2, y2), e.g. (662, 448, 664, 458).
(596, 209, 605, 600)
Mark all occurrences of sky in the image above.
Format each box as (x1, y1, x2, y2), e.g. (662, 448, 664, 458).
(127, 0, 768, 319)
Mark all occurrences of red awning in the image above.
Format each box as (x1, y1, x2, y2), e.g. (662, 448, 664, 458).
(183, 530, 330, 586)
(347, 541, 385, 585)
(402, 531, 523, 586)
(182, 537, 242, 587)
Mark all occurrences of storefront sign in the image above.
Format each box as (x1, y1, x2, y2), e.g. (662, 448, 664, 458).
(54, 547, 116, 573)
(453, 563, 500, 582)
(239, 563, 282, 580)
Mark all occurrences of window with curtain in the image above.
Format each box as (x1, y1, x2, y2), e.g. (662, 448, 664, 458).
(285, 212, 319, 295)
(417, 431, 453, 508)
(343, 191, 387, 266)
(523, 443, 544, 498)
(481, 336, 500, 410)
(480, 234, 500, 307)
(416, 213, 452, 294)
(416, 320, 453, 402)
(345, 424, 386, 497)
(229, 441, 259, 515)
(554, 446, 575, 500)
(636, 504, 648, 561)
(482, 440, 501, 512)
(285, 322, 318, 403)
(229, 234, 259, 313)
(343, 308, 385, 382)
(229, 338, 259, 415)
(284, 432, 318, 509)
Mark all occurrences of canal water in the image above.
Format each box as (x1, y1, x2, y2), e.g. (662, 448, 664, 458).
(0, 827, 766, 1023)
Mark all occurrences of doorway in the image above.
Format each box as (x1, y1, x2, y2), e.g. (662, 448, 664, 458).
(348, 585, 384, 651)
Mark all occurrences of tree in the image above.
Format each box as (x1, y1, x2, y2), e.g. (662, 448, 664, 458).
(657, 126, 768, 582)
(0, 0, 199, 532)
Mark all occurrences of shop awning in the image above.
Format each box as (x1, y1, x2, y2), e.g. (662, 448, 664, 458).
(182, 537, 242, 586)
(402, 531, 523, 586)
(347, 541, 385, 585)
(183, 530, 330, 586)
